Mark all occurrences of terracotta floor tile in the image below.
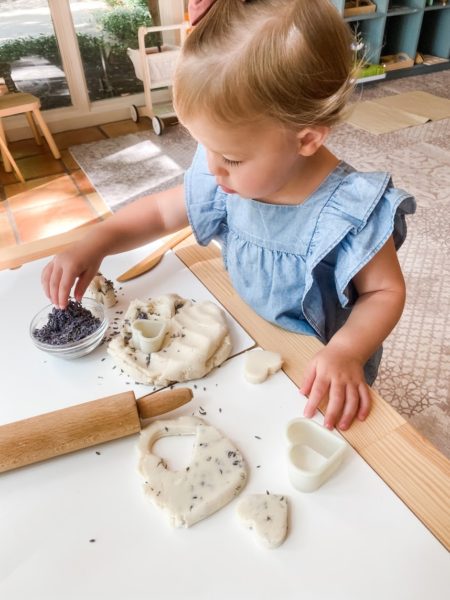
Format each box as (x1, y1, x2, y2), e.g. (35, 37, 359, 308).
(0, 202, 16, 249)
(60, 149, 80, 171)
(85, 191, 112, 219)
(100, 119, 152, 138)
(53, 127, 106, 150)
(6, 174, 79, 210)
(11, 154, 65, 181)
(71, 169, 95, 195)
(13, 195, 99, 244)
(6, 137, 49, 160)
(0, 166, 21, 186)
(4, 173, 64, 200)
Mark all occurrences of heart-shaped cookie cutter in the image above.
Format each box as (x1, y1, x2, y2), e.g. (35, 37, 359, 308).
(286, 418, 347, 492)
(131, 318, 168, 353)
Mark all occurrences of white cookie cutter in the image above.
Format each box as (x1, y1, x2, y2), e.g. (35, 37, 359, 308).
(131, 319, 168, 353)
(286, 418, 347, 492)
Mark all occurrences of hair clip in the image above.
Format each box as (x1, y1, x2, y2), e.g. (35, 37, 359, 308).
(188, 0, 248, 26)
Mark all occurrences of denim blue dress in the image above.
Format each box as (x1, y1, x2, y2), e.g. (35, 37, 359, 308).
(184, 145, 416, 383)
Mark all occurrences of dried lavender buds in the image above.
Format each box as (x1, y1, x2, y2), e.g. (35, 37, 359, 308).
(33, 300, 101, 345)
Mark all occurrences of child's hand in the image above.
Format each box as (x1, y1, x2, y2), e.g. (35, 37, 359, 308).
(41, 243, 103, 309)
(300, 345, 372, 431)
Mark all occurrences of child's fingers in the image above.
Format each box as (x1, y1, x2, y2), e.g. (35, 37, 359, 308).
(303, 374, 329, 418)
(41, 261, 53, 301)
(324, 380, 345, 429)
(300, 362, 316, 397)
(49, 264, 63, 307)
(338, 384, 360, 430)
(58, 271, 77, 309)
(73, 270, 94, 304)
(357, 382, 372, 421)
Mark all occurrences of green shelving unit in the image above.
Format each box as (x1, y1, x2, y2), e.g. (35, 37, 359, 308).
(331, 0, 450, 80)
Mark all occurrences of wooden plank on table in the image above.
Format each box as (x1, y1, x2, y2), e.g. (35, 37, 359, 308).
(360, 423, 450, 551)
(175, 240, 450, 550)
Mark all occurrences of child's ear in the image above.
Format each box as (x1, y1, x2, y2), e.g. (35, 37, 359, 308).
(296, 126, 330, 156)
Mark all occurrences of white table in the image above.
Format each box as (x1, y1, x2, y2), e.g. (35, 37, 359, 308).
(0, 247, 448, 600)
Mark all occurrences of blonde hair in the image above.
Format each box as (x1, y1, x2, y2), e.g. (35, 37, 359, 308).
(174, 0, 356, 129)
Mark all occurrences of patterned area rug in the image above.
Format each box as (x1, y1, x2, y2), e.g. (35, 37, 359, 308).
(70, 70, 450, 458)
(328, 70, 450, 458)
(69, 125, 197, 210)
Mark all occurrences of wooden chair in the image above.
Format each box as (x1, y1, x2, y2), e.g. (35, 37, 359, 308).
(0, 133, 24, 183)
(0, 92, 61, 182)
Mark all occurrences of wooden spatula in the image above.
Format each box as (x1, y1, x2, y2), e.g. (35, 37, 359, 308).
(116, 226, 192, 282)
(0, 387, 192, 473)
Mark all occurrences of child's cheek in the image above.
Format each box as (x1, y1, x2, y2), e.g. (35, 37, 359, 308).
(241, 172, 268, 196)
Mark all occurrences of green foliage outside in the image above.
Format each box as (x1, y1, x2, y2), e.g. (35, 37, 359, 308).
(0, 33, 103, 66)
(104, 0, 149, 8)
(0, 0, 154, 65)
(98, 5, 153, 49)
(0, 0, 157, 103)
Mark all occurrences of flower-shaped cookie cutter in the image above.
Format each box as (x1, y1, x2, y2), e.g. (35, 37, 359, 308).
(131, 318, 168, 353)
(286, 418, 347, 492)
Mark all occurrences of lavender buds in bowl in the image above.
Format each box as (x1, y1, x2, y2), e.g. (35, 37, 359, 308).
(30, 298, 108, 359)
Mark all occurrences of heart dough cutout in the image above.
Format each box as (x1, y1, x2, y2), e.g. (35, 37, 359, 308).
(244, 349, 283, 384)
(139, 416, 247, 527)
(236, 493, 288, 549)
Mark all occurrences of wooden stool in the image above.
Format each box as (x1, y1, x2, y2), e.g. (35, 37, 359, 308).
(0, 92, 61, 182)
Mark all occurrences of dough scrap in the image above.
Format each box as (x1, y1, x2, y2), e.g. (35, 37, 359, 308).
(85, 273, 117, 308)
(139, 416, 247, 527)
(244, 349, 283, 384)
(236, 493, 288, 548)
(108, 294, 232, 385)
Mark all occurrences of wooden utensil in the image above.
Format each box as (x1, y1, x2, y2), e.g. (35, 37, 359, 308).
(0, 387, 192, 473)
(116, 226, 193, 282)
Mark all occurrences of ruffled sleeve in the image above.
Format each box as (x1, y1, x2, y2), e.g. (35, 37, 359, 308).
(184, 144, 227, 246)
(304, 170, 416, 315)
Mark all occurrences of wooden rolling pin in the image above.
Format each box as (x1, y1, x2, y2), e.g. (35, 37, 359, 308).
(0, 387, 192, 473)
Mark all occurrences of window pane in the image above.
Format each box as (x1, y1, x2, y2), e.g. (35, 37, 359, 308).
(69, 0, 155, 102)
(0, 0, 71, 110)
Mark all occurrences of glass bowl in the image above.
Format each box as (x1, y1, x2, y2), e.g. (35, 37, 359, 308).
(29, 298, 109, 359)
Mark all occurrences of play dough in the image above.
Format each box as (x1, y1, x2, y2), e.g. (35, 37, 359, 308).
(236, 493, 288, 549)
(138, 416, 248, 527)
(244, 349, 283, 384)
(108, 294, 232, 385)
(85, 273, 117, 308)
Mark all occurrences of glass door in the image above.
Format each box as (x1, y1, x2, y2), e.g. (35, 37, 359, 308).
(68, 0, 153, 102)
(0, 0, 183, 135)
(0, 0, 72, 110)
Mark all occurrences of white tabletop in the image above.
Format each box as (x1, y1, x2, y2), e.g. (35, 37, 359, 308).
(0, 247, 448, 600)
(0, 250, 253, 424)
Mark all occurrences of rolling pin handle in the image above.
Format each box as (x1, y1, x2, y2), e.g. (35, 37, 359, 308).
(136, 387, 193, 420)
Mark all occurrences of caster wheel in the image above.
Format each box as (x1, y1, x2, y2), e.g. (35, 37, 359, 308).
(152, 116, 165, 136)
(130, 104, 139, 123)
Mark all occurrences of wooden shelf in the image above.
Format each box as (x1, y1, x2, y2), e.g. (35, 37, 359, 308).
(345, 12, 386, 21)
(356, 73, 387, 82)
(384, 59, 450, 77)
(387, 6, 421, 15)
(424, 3, 450, 10)
(334, 0, 450, 72)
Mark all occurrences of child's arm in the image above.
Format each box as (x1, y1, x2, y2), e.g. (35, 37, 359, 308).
(42, 184, 188, 309)
(301, 236, 406, 430)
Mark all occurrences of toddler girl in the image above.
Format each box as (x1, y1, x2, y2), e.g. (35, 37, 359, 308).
(42, 0, 415, 431)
